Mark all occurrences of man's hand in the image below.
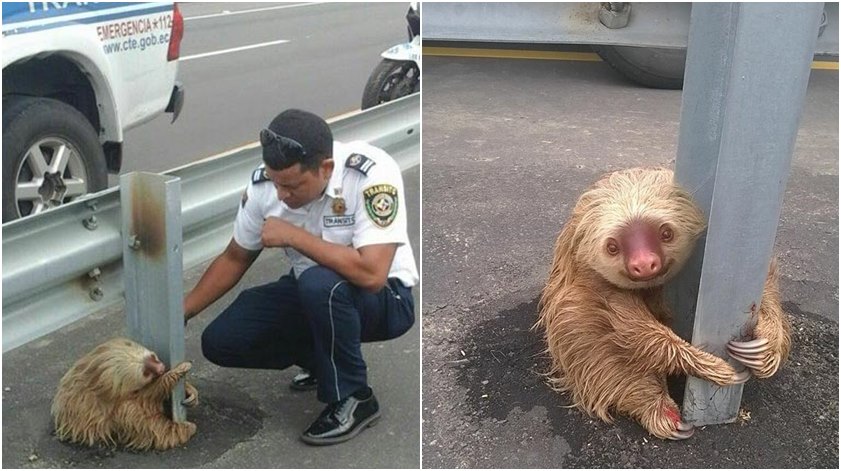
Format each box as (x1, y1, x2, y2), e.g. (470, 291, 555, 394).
(261, 217, 306, 248)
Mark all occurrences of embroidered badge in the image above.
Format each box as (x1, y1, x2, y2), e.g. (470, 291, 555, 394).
(363, 184, 398, 228)
(251, 167, 270, 184)
(332, 187, 346, 215)
(346, 153, 376, 175)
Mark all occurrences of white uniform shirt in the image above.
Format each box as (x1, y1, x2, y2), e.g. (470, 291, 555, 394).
(233, 140, 419, 287)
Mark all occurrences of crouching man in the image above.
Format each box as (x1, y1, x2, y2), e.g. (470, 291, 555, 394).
(184, 109, 418, 445)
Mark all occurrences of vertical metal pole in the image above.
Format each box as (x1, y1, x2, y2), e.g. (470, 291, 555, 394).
(121, 172, 187, 422)
(668, 3, 822, 425)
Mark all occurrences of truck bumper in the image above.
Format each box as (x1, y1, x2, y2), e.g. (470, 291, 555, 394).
(165, 81, 185, 123)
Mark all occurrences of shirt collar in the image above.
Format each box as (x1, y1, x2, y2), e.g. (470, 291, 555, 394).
(324, 141, 347, 199)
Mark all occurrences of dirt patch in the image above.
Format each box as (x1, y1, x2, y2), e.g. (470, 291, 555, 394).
(442, 295, 839, 468)
(8, 380, 265, 469)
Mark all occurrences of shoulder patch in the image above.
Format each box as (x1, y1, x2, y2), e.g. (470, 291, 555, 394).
(363, 184, 398, 228)
(346, 153, 376, 176)
(251, 167, 270, 184)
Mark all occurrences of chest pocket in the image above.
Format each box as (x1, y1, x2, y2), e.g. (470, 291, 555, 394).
(322, 199, 356, 246)
(322, 219, 354, 246)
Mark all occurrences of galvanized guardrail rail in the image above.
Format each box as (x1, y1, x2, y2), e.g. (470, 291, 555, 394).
(2, 94, 420, 353)
(423, 2, 839, 55)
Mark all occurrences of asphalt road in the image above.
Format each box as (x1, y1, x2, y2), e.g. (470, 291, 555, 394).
(114, 2, 409, 179)
(421, 55, 838, 468)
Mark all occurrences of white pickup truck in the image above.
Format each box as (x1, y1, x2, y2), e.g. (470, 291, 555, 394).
(2, 2, 185, 222)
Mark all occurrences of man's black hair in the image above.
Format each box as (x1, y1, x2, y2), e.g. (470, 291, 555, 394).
(262, 109, 333, 172)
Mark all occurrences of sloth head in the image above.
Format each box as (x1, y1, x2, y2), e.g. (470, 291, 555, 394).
(573, 168, 706, 290)
(85, 338, 167, 396)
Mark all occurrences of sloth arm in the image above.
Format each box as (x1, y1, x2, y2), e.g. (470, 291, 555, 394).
(607, 295, 748, 386)
(728, 258, 792, 378)
(147, 362, 191, 400)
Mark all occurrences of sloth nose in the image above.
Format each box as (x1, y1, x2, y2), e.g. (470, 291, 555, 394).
(627, 252, 661, 280)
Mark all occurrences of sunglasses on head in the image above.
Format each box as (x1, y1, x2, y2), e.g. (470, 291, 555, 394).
(260, 128, 307, 160)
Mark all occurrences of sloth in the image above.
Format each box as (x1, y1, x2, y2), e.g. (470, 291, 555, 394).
(51, 337, 199, 450)
(537, 167, 791, 440)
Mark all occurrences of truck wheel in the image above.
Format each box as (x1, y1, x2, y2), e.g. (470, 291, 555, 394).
(593, 45, 687, 90)
(361, 59, 420, 110)
(2, 96, 108, 222)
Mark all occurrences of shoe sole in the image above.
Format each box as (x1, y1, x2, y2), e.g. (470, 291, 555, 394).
(299, 411, 381, 446)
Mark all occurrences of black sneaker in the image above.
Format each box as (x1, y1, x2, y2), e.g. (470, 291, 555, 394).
(300, 388, 380, 446)
(290, 369, 318, 391)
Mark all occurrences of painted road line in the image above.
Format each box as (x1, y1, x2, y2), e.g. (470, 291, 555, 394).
(183, 107, 362, 169)
(181, 39, 291, 62)
(425, 47, 839, 70)
(423, 47, 602, 62)
(812, 61, 840, 70)
(184, 3, 323, 21)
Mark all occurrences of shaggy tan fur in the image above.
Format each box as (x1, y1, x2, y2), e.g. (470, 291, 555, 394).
(537, 167, 790, 439)
(51, 338, 199, 450)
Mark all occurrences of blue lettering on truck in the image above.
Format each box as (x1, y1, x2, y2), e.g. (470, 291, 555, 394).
(2, 2, 172, 36)
(3, 2, 174, 55)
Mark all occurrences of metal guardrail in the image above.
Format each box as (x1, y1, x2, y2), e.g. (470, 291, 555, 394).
(2, 94, 420, 352)
(423, 2, 839, 55)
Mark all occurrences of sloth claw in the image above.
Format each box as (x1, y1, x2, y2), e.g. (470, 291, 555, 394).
(728, 338, 769, 351)
(731, 369, 751, 384)
(730, 355, 765, 369)
(676, 420, 694, 432)
(669, 423, 695, 440)
(727, 352, 765, 368)
(727, 349, 766, 360)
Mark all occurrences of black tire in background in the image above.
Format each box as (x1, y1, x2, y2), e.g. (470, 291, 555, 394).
(361, 58, 420, 110)
(593, 45, 687, 90)
(2, 96, 108, 222)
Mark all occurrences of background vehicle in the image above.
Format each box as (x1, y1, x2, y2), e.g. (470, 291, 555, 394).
(361, 2, 420, 109)
(423, 2, 838, 89)
(2, 2, 185, 222)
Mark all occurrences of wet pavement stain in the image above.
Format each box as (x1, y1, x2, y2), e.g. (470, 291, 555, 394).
(452, 295, 838, 468)
(19, 380, 265, 469)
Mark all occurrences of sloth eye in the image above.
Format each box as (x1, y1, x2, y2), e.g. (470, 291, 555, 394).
(606, 239, 620, 256)
(660, 225, 674, 242)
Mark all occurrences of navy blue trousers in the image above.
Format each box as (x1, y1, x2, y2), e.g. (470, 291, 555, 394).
(201, 266, 415, 404)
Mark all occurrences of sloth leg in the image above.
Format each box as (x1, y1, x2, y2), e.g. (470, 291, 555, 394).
(727, 259, 791, 378)
(616, 373, 694, 441)
(146, 417, 197, 450)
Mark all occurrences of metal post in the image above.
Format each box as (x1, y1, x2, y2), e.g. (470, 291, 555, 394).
(667, 3, 822, 425)
(121, 172, 187, 422)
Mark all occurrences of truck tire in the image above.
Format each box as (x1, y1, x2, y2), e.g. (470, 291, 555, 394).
(361, 58, 420, 110)
(593, 45, 687, 90)
(2, 96, 108, 222)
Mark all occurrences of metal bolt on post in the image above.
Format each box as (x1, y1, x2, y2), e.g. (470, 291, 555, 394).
(83, 199, 99, 230)
(87, 268, 104, 302)
(599, 2, 631, 29)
